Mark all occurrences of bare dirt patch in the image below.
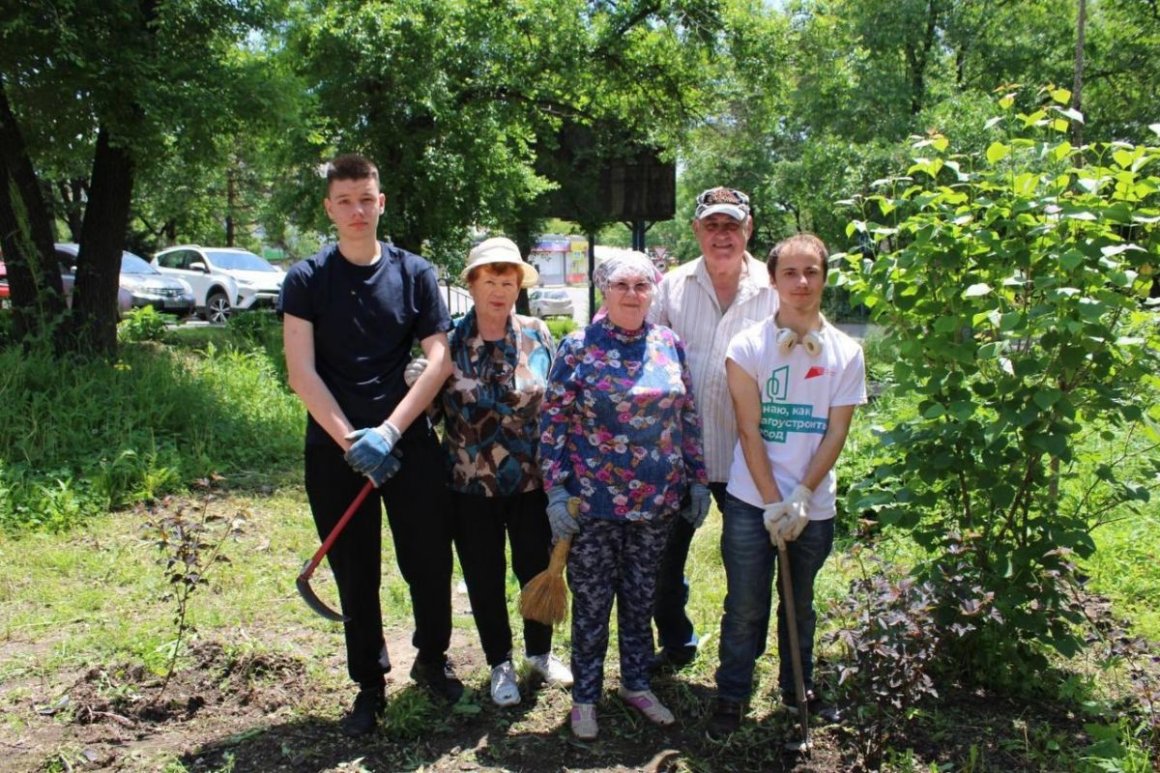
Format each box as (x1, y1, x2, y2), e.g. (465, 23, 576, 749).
(3, 634, 854, 772)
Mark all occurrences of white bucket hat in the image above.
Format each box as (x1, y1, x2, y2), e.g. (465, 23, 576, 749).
(460, 237, 540, 288)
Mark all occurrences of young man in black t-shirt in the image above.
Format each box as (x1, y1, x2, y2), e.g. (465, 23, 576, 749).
(280, 154, 460, 736)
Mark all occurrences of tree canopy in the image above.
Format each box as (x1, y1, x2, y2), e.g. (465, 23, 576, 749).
(2, 0, 1157, 354)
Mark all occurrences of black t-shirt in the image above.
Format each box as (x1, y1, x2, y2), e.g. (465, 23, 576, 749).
(278, 241, 451, 446)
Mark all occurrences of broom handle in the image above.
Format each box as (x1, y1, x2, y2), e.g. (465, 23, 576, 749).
(547, 534, 572, 575)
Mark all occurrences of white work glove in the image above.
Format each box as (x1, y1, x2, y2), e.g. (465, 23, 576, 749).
(546, 486, 580, 543)
(403, 357, 429, 388)
(763, 501, 790, 545)
(777, 485, 813, 543)
(681, 483, 712, 529)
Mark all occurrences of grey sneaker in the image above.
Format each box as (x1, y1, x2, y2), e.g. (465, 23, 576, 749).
(527, 653, 574, 687)
(490, 660, 521, 707)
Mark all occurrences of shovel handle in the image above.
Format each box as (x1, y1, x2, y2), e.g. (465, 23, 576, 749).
(778, 540, 811, 750)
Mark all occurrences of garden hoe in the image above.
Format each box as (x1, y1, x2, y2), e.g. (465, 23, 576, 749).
(296, 480, 375, 623)
(777, 540, 813, 753)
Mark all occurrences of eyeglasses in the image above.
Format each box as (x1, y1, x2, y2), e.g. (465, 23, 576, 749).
(608, 281, 653, 295)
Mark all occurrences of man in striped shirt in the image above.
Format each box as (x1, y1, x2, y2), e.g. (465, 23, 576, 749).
(649, 186, 779, 672)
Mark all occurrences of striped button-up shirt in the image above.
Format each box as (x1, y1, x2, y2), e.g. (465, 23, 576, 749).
(650, 253, 778, 482)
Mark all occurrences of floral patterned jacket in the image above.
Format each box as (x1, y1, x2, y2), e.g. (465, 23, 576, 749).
(439, 309, 555, 497)
(539, 318, 708, 522)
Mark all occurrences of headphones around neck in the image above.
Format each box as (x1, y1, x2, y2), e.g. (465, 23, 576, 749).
(776, 327, 823, 356)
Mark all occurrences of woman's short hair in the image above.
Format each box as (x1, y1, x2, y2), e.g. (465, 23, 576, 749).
(465, 261, 521, 285)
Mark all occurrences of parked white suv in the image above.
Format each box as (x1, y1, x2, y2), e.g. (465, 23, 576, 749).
(154, 246, 284, 323)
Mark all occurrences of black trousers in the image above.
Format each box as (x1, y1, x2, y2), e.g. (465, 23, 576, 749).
(653, 481, 728, 654)
(304, 423, 453, 688)
(451, 489, 553, 667)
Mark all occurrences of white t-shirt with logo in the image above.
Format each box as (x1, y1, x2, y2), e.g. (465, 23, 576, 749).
(725, 318, 867, 519)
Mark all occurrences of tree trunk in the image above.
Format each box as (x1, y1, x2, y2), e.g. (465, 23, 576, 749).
(0, 77, 69, 348)
(511, 218, 538, 316)
(226, 164, 237, 246)
(71, 125, 135, 358)
(57, 178, 88, 241)
(1072, 0, 1086, 148)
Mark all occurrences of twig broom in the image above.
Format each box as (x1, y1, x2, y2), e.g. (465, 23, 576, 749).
(519, 497, 579, 626)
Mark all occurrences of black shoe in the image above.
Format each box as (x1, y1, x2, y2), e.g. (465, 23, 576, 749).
(651, 646, 697, 676)
(781, 689, 841, 724)
(410, 657, 465, 703)
(341, 685, 385, 737)
(706, 698, 743, 740)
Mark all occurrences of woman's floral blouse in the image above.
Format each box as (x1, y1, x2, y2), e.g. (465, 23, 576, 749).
(539, 317, 708, 521)
(440, 309, 555, 497)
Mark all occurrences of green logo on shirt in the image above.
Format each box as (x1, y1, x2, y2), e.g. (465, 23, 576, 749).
(760, 367, 827, 442)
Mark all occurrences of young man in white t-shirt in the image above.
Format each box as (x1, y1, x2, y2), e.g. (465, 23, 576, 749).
(710, 233, 867, 738)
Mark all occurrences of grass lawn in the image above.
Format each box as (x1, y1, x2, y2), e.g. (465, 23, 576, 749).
(0, 468, 1155, 772)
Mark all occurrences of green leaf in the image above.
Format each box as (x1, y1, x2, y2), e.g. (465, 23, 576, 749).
(1048, 87, 1071, 105)
(977, 341, 1004, 358)
(1050, 105, 1083, 124)
(1059, 250, 1086, 270)
(922, 403, 946, 419)
(985, 141, 1010, 164)
(1033, 388, 1062, 410)
(1013, 172, 1039, 196)
(963, 283, 992, 298)
(1112, 149, 1136, 168)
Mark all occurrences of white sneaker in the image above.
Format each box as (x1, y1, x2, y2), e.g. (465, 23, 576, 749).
(570, 702, 598, 739)
(490, 660, 520, 706)
(527, 653, 574, 687)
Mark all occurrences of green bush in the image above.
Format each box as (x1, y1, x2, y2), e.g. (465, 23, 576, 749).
(546, 317, 579, 340)
(840, 87, 1160, 683)
(0, 339, 303, 532)
(118, 306, 173, 343)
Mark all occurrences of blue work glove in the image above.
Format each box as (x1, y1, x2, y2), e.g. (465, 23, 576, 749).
(546, 486, 580, 543)
(681, 483, 712, 529)
(363, 447, 404, 487)
(344, 421, 402, 476)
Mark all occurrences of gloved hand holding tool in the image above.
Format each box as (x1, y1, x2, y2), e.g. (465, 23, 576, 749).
(546, 486, 580, 543)
(520, 491, 580, 626)
(345, 420, 403, 487)
(777, 485, 812, 544)
(763, 501, 789, 546)
(681, 482, 712, 529)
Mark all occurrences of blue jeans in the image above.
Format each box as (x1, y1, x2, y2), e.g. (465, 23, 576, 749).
(715, 493, 834, 704)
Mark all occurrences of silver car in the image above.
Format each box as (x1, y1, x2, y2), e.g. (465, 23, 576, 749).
(529, 288, 574, 319)
(55, 243, 193, 317)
